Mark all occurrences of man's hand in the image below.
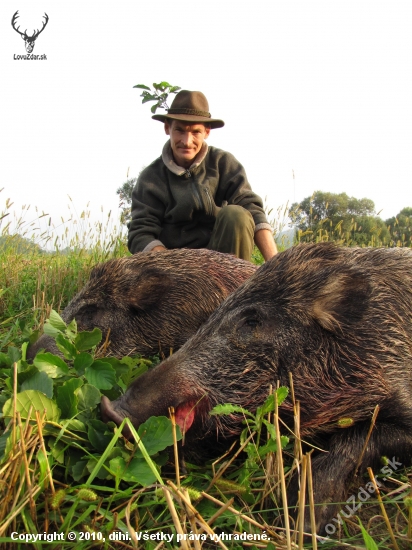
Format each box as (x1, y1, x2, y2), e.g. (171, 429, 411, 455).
(151, 245, 168, 252)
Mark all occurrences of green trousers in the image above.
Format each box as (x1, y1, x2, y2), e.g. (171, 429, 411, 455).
(207, 205, 255, 261)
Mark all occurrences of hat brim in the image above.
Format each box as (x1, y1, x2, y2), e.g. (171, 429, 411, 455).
(152, 113, 224, 129)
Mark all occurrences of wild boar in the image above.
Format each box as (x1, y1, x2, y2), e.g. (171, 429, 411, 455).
(27, 249, 257, 359)
(101, 243, 412, 533)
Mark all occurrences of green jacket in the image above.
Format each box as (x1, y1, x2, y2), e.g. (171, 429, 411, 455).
(127, 142, 271, 253)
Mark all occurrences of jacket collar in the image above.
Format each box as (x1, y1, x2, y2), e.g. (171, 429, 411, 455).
(162, 141, 208, 176)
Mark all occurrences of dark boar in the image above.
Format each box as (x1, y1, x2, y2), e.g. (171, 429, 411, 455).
(101, 243, 412, 534)
(27, 249, 257, 360)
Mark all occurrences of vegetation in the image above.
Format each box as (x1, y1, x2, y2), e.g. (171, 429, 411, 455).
(385, 207, 412, 248)
(290, 191, 412, 247)
(117, 177, 138, 226)
(0, 191, 412, 548)
(133, 82, 181, 114)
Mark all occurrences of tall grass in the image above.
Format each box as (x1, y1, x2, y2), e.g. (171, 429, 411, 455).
(0, 191, 128, 340)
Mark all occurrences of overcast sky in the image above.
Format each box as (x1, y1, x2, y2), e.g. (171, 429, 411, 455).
(1, 1, 411, 243)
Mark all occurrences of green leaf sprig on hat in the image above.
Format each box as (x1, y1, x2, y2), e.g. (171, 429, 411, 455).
(133, 81, 181, 114)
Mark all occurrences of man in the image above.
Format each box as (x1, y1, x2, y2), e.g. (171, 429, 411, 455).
(128, 90, 277, 261)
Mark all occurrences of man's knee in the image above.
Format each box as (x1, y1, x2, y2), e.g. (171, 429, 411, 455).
(216, 204, 254, 230)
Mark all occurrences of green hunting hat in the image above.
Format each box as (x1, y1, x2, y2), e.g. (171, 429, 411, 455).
(152, 90, 225, 129)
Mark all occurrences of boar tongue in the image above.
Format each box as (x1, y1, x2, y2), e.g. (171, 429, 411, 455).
(174, 401, 196, 433)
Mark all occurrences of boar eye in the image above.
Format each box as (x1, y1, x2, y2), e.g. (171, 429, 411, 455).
(245, 318, 260, 328)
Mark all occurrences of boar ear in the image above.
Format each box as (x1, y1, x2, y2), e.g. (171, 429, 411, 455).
(127, 269, 172, 311)
(311, 270, 371, 332)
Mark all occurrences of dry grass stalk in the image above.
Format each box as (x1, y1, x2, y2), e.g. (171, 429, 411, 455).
(367, 467, 400, 550)
(274, 391, 292, 549)
(262, 384, 278, 512)
(167, 480, 227, 549)
(306, 452, 318, 550)
(182, 487, 201, 550)
(297, 455, 307, 549)
(354, 405, 379, 478)
(201, 492, 281, 543)
(96, 327, 112, 358)
(206, 431, 256, 494)
(206, 496, 234, 527)
(0, 410, 43, 537)
(12, 363, 17, 450)
(168, 406, 181, 487)
(35, 410, 55, 494)
(161, 485, 190, 550)
(288, 373, 302, 464)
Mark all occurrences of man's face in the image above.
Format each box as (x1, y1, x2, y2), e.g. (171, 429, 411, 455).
(165, 120, 210, 169)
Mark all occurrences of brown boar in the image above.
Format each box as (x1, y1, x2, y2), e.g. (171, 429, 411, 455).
(27, 249, 257, 360)
(101, 243, 412, 534)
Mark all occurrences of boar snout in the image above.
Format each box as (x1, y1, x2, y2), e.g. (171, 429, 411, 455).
(100, 396, 134, 439)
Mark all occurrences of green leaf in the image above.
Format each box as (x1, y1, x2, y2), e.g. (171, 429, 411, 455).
(66, 318, 77, 339)
(21, 371, 53, 399)
(358, 519, 379, 550)
(64, 419, 87, 433)
(0, 431, 11, 460)
(159, 81, 171, 88)
(88, 419, 114, 451)
(8, 347, 20, 364)
(33, 353, 69, 378)
(55, 334, 77, 360)
(56, 378, 83, 419)
(151, 103, 161, 113)
(142, 95, 157, 104)
(108, 455, 127, 481)
(121, 456, 159, 485)
(3, 390, 60, 422)
(258, 394, 276, 417)
(86, 448, 123, 480)
(0, 352, 12, 367)
(73, 352, 94, 376)
(85, 360, 116, 390)
(71, 459, 89, 482)
(103, 357, 129, 375)
(136, 416, 181, 457)
(48, 310, 67, 331)
(169, 86, 181, 93)
(48, 437, 65, 464)
(74, 328, 102, 351)
(37, 448, 51, 489)
(276, 386, 289, 406)
(133, 84, 151, 90)
(43, 322, 61, 338)
(17, 365, 39, 385)
(75, 384, 101, 411)
(210, 403, 253, 418)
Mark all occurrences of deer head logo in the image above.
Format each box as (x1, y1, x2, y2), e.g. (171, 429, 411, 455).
(11, 11, 49, 53)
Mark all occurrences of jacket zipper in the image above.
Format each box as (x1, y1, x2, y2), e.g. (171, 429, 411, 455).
(187, 170, 214, 216)
(204, 187, 214, 216)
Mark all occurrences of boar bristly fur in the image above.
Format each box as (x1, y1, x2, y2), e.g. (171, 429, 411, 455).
(101, 243, 412, 533)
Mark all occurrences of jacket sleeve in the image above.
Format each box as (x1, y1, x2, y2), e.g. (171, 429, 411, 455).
(215, 151, 272, 232)
(127, 166, 166, 254)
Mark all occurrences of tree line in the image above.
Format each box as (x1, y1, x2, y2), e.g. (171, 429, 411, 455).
(289, 191, 412, 247)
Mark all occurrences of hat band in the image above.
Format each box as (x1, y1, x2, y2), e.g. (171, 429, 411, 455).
(167, 108, 211, 118)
